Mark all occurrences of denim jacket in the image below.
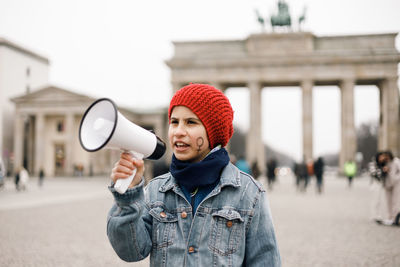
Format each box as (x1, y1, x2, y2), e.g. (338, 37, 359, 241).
(107, 162, 281, 267)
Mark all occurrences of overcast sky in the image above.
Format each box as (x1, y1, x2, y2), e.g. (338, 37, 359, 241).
(1, 0, 399, 161)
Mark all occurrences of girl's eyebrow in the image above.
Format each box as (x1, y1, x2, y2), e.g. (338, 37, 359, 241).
(170, 116, 200, 121)
(186, 117, 201, 121)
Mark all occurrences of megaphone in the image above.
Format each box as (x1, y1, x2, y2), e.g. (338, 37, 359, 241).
(79, 98, 166, 194)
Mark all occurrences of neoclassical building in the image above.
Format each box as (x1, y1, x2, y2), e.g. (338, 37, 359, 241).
(2, 38, 167, 178)
(0, 38, 49, 172)
(166, 32, 400, 172)
(11, 86, 168, 177)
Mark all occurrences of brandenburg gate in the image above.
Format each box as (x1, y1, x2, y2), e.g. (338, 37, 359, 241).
(166, 32, 400, 171)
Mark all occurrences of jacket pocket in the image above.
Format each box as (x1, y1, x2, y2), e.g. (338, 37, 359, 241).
(208, 209, 244, 256)
(149, 207, 178, 250)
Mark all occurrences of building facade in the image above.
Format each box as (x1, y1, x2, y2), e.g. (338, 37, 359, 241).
(0, 38, 49, 173)
(2, 38, 168, 178)
(11, 86, 168, 177)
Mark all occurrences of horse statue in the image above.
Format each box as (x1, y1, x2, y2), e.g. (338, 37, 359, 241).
(298, 6, 307, 31)
(270, 0, 291, 30)
(255, 9, 266, 31)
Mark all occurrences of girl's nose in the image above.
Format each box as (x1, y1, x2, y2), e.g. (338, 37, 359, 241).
(174, 123, 186, 136)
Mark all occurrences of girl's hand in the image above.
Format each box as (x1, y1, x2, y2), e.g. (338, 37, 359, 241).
(111, 152, 144, 189)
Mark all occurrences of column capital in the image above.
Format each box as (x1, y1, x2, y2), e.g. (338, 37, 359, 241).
(34, 111, 45, 117)
(209, 82, 226, 91)
(340, 78, 355, 87)
(382, 76, 398, 82)
(247, 80, 261, 87)
(66, 112, 75, 118)
(301, 79, 314, 86)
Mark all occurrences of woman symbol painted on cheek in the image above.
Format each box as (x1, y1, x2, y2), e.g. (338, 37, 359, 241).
(196, 137, 204, 153)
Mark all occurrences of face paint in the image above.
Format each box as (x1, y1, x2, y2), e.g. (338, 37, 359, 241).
(196, 137, 204, 152)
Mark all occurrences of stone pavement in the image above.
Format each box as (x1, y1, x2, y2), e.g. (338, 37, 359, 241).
(0, 173, 399, 267)
(266, 172, 400, 267)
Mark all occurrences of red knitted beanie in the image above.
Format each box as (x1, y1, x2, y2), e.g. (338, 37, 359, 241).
(168, 83, 234, 148)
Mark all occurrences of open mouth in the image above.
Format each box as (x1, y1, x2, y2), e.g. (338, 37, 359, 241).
(174, 141, 190, 150)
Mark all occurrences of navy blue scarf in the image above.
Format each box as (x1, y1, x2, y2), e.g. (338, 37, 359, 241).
(170, 148, 230, 192)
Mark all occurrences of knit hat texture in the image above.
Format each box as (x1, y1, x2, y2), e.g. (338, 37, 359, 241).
(168, 83, 234, 148)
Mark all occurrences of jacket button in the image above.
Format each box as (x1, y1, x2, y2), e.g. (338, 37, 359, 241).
(160, 211, 167, 218)
(181, 211, 187, 219)
(226, 220, 233, 228)
(188, 246, 195, 253)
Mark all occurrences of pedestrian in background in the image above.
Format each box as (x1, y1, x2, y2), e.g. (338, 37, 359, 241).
(235, 155, 252, 175)
(38, 168, 45, 187)
(369, 152, 388, 224)
(293, 162, 301, 190)
(313, 157, 325, 194)
(344, 159, 357, 188)
(306, 159, 314, 188)
(381, 151, 400, 226)
(298, 158, 309, 192)
(14, 167, 20, 191)
(107, 84, 281, 266)
(0, 158, 5, 189)
(18, 167, 29, 191)
(251, 161, 261, 180)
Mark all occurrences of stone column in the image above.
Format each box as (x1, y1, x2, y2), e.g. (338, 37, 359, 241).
(339, 79, 356, 170)
(378, 88, 386, 150)
(34, 113, 45, 175)
(65, 113, 74, 176)
(302, 80, 313, 162)
(378, 77, 399, 156)
(27, 116, 35, 173)
(0, 110, 2, 161)
(210, 82, 232, 152)
(13, 112, 24, 173)
(246, 80, 265, 174)
(210, 82, 224, 91)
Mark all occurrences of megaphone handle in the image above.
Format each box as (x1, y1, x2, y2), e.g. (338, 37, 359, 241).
(114, 151, 143, 194)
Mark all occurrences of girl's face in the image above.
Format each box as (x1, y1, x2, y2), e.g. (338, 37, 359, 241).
(169, 106, 210, 163)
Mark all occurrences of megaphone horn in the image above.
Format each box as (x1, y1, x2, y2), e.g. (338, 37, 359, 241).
(79, 98, 166, 194)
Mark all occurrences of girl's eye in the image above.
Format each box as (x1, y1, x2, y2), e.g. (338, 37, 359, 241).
(187, 120, 196, 124)
(170, 119, 178, 124)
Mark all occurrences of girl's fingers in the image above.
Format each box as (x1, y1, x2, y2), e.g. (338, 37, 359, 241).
(132, 158, 144, 169)
(120, 152, 134, 161)
(111, 163, 134, 183)
(111, 169, 132, 183)
(110, 153, 145, 186)
(116, 158, 134, 170)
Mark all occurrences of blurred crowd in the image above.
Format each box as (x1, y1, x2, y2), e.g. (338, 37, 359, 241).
(228, 149, 400, 228)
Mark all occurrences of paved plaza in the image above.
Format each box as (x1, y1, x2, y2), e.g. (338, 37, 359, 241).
(0, 172, 399, 267)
